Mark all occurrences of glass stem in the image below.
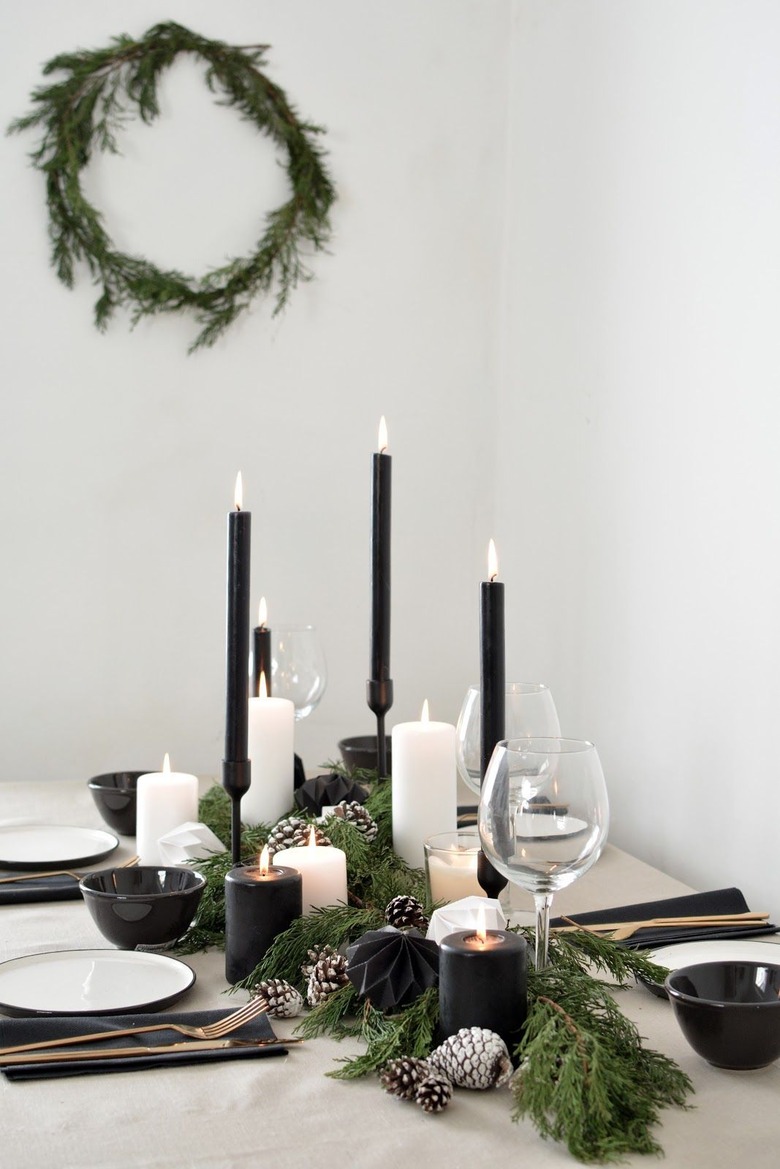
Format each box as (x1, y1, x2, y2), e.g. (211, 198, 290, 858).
(533, 892, 554, 970)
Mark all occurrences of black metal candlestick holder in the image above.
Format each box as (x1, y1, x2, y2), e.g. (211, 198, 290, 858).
(223, 759, 251, 865)
(367, 678, 393, 777)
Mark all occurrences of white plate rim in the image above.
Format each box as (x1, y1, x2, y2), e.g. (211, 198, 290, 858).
(0, 948, 196, 1017)
(0, 824, 119, 870)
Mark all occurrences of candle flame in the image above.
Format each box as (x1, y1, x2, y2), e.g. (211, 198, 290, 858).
(162, 753, 171, 774)
(488, 538, 499, 582)
(259, 844, 270, 875)
(308, 825, 317, 848)
(421, 699, 430, 723)
(378, 415, 388, 453)
(258, 671, 268, 700)
(476, 904, 488, 945)
(234, 472, 243, 511)
(258, 596, 268, 627)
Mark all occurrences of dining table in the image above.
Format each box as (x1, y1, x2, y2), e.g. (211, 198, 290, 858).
(1, 777, 778, 1169)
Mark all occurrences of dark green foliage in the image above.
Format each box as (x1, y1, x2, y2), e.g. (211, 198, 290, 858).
(9, 21, 336, 351)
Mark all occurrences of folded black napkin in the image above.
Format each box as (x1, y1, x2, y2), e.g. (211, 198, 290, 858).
(0, 1007, 285, 1081)
(0, 873, 83, 905)
(551, 887, 777, 949)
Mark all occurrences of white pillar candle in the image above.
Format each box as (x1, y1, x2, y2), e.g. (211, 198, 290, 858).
(136, 754, 199, 866)
(392, 700, 457, 868)
(243, 674, 295, 827)
(274, 831, 348, 914)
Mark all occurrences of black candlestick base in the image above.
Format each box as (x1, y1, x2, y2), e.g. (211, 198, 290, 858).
(222, 758, 251, 865)
(477, 848, 508, 897)
(366, 678, 393, 778)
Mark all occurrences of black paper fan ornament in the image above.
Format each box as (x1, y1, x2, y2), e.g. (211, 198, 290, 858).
(294, 772, 368, 815)
(346, 926, 439, 1011)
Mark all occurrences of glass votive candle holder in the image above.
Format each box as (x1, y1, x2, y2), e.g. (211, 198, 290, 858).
(424, 831, 486, 905)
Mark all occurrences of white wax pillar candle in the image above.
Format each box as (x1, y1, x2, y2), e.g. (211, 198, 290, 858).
(243, 673, 295, 827)
(274, 831, 348, 914)
(136, 754, 199, 866)
(392, 701, 457, 868)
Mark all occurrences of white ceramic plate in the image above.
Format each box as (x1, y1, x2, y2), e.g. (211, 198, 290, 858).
(0, 949, 196, 1016)
(644, 938, 780, 998)
(0, 825, 119, 869)
(514, 813, 589, 840)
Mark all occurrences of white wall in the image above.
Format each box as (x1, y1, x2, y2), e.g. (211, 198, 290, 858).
(0, 1, 509, 781)
(499, 1, 780, 914)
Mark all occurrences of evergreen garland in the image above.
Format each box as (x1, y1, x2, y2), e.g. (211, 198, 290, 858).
(8, 21, 335, 351)
(182, 771, 692, 1164)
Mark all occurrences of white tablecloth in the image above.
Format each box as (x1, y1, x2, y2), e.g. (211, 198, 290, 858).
(1, 780, 778, 1169)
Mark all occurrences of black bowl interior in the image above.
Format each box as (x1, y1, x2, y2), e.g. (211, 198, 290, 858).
(338, 735, 392, 773)
(81, 867, 205, 898)
(88, 771, 143, 796)
(667, 961, 780, 1006)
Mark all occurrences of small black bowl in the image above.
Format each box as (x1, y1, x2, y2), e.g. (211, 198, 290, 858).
(665, 960, 780, 1069)
(87, 771, 145, 836)
(338, 735, 392, 776)
(80, 867, 206, 949)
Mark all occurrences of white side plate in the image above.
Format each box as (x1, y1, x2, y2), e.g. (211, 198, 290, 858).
(0, 825, 119, 869)
(0, 950, 196, 1016)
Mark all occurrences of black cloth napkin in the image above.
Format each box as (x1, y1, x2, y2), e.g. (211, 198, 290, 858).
(0, 1007, 285, 1081)
(0, 873, 83, 905)
(551, 887, 778, 949)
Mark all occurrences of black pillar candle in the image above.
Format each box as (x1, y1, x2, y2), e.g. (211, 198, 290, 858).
(367, 416, 393, 776)
(225, 859, 303, 984)
(223, 473, 252, 865)
(478, 538, 507, 896)
(438, 929, 527, 1058)
(252, 596, 272, 698)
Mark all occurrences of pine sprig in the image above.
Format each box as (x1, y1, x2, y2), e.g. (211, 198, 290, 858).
(329, 987, 440, 1080)
(8, 20, 335, 351)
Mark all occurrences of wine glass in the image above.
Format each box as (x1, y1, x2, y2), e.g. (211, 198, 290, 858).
(479, 737, 609, 969)
(456, 683, 561, 796)
(271, 625, 327, 720)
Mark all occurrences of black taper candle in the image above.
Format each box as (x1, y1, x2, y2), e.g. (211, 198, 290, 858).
(252, 597, 272, 698)
(223, 473, 252, 865)
(478, 538, 508, 896)
(225, 862, 302, 984)
(438, 929, 527, 1059)
(367, 416, 393, 776)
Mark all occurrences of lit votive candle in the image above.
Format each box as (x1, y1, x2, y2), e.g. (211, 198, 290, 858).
(438, 909, 527, 1057)
(424, 831, 486, 904)
(136, 754, 199, 866)
(224, 845, 303, 983)
(274, 827, 348, 915)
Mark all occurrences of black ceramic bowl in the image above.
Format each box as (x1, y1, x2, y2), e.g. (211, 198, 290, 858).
(665, 960, 780, 1069)
(87, 771, 145, 836)
(338, 735, 392, 776)
(80, 867, 206, 949)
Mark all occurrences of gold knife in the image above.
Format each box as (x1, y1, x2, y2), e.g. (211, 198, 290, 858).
(0, 1037, 302, 1066)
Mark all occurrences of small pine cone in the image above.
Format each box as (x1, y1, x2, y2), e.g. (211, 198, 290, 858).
(379, 1056, 431, 1100)
(307, 952, 350, 1007)
(415, 1071, 453, 1113)
(339, 801, 378, 842)
(265, 817, 331, 858)
(301, 944, 338, 980)
(250, 978, 304, 1018)
(428, 1027, 513, 1090)
(385, 894, 429, 932)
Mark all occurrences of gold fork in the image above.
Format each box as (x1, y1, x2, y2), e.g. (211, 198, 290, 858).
(0, 854, 140, 885)
(0, 996, 269, 1059)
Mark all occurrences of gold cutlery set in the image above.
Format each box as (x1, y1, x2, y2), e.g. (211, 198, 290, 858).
(555, 910, 770, 941)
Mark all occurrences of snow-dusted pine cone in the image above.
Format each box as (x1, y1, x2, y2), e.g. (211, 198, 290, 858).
(249, 978, 304, 1018)
(415, 1071, 453, 1113)
(301, 944, 338, 980)
(428, 1027, 513, 1090)
(379, 1056, 431, 1100)
(385, 894, 429, 932)
(307, 951, 350, 1007)
(265, 817, 331, 858)
(339, 801, 378, 842)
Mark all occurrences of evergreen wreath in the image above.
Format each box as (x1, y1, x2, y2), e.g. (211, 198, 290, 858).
(8, 21, 336, 352)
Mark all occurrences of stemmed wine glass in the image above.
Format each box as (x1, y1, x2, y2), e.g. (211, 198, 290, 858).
(271, 625, 327, 720)
(456, 682, 561, 796)
(479, 738, 609, 969)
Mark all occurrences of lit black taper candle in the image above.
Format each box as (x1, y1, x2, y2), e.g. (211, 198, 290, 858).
(252, 596, 272, 699)
(478, 538, 507, 896)
(367, 416, 393, 776)
(223, 472, 252, 865)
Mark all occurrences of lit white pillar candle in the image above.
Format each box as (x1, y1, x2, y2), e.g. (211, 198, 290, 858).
(136, 754, 199, 866)
(243, 672, 295, 827)
(274, 828, 348, 914)
(392, 700, 457, 868)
